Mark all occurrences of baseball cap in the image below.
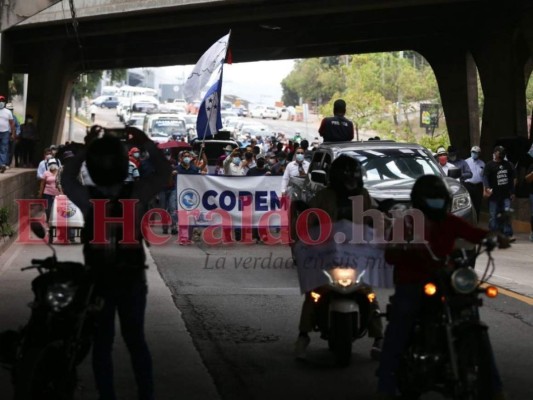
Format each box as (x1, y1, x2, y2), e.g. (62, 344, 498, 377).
(436, 146, 447, 155)
(47, 158, 58, 166)
(471, 146, 481, 153)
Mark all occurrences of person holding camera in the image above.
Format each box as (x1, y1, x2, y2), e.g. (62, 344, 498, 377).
(223, 147, 245, 176)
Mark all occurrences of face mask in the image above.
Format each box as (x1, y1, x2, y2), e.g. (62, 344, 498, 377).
(528, 150, 533, 159)
(27, 118, 33, 123)
(133, 152, 140, 158)
(183, 157, 191, 165)
(268, 159, 276, 165)
(295, 154, 304, 162)
(225, 151, 232, 156)
(425, 198, 446, 209)
(45, 154, 52, 160)
(166, 155, 172, 160)
(448, 155, 457, 162)
(233, 157, 241, 165)
(280, 160, 286, 165)
(438, 155, 447, 165)
(0, 102, 5, 109)
(471, 152, 479, 160)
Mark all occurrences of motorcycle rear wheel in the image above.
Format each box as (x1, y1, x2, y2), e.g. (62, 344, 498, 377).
(328, 312, 354, 367)
(13, 345, 76, 400)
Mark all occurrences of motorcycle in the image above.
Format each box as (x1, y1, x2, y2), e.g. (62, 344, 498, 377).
(0, 223, 101, 400)
(307, 268, 379, 366)
(392, 238, 501, 399)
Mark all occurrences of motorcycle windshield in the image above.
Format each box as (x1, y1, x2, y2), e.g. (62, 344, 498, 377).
(293, 219, 394, 293)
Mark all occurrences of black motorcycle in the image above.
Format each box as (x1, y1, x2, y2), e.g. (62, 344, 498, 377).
(0, 224, 100, 400)
(392, 238, 501, 399)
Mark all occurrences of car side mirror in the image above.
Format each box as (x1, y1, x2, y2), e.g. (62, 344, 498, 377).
(447, 168, 461, 179)
(310, 170, 327, 185)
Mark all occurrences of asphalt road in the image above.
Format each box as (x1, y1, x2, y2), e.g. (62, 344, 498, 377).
(150, 240, 533, 400)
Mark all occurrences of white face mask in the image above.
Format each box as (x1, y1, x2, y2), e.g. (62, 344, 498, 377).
(0, 102, 5, 109)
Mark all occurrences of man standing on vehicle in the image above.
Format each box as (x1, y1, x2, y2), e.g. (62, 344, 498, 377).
(318, 99, 354, 142)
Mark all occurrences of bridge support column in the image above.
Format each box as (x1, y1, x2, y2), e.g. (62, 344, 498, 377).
(422, 47, 479, 159)
(0, 34, 14, 99)
(26, 46, 75, 160)
(471, 27, 530, 154)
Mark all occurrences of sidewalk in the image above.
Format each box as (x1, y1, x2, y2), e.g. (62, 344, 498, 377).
(0, 241, 220, 400)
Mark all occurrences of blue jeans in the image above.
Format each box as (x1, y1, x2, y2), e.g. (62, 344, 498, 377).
(158, 188, 177, 228)
(0, 130, 10, 166)
(92, 272, 154, 400)
(488, 198, 513, 236)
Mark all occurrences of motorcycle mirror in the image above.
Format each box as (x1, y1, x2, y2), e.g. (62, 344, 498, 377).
(31, 222, 46, 239)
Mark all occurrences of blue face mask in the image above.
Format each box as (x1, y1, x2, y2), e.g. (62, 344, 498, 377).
(183, 157, 191, 165)
(295, 154, 304, 162)
(471, 152, 479, 160)
(233, 157, 241, 165)
(425, 198, 446, 209)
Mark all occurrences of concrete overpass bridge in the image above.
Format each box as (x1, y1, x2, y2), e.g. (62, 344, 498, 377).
(0, 0, 532, 156)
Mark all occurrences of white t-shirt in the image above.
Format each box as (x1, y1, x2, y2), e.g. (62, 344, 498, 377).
(0, 108, 13, 132)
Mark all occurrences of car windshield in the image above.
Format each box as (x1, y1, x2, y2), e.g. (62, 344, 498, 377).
(339, 148, 440, 182)
(151, 119, 186, 136)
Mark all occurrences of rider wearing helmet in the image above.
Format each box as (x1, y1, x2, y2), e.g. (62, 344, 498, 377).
(294, 155, 384, 359)
(62, 127, 171, 400)
(376, 174, 509, 400)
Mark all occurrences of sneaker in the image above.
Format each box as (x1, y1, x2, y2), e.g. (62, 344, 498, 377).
(294, 334, 310, 359)
(370, 337, 383, 361)
(529, 232, 533, 242)
(508, 236, 516, 243)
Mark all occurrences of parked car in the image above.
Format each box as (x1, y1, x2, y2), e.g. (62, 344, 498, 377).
(92, 95, 119, 108)
(287, 141, 474, 241)
(250, 106, 281, 120)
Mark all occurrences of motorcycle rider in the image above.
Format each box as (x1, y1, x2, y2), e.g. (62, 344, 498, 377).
(62, 126, 171, 400)
(294, 154, 384, 359)
(376, 174, 509, 400)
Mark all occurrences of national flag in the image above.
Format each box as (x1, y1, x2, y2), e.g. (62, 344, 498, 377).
(183, 32, 231, 103)
(196, 76, 223, 139)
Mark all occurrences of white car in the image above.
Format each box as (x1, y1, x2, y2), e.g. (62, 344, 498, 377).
(250, 106, 281, 120)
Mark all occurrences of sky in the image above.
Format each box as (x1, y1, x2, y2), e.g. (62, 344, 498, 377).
(156, 59, 295, 106)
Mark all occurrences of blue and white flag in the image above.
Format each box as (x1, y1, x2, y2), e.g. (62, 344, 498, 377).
(183, 33, 231, 103)
(196, 76, 223, 139)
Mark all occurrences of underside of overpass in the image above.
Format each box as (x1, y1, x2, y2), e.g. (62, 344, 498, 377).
(0, 0, 532, 159)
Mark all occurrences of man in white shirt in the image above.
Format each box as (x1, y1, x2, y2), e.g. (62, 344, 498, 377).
(0, 95, 16, 173)
(281, 148, 310, 195)
(223, 148, 246, 176)
(464, 145, 485, 222)
(435, 146, 456, 177)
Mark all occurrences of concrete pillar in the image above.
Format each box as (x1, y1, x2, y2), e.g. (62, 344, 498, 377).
(421, 47, 480, 159)
(471, 26, 530, 154)
(0, 33, 13, 98)
(25, 46, 76, 161)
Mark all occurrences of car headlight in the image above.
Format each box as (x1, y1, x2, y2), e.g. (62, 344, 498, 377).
(326, 267, 357, 288)
(451, 267, 478, 294)
(451, 193, 471, 213)
(46, 283, 76, 311)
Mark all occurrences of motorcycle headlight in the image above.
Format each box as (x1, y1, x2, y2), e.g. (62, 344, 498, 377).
(327, 268, 357, 288)
(451, 193, 471, 213)
(451, 267, 478, 294)
(46, 283, 76, 311)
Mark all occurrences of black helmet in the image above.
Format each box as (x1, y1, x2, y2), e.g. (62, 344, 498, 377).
(329, 154, 363, 194)
(86, 136, 128, 186)
(411, 175, 451, 221)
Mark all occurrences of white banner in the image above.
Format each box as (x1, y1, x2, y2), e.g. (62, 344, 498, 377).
(176, 175, 287, 227)
(293, 219, 394, 292)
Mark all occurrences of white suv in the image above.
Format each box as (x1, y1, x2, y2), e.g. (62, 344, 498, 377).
(250, 106, 280, 120)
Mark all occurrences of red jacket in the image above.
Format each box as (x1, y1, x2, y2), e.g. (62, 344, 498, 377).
(385, 213, 487, 285)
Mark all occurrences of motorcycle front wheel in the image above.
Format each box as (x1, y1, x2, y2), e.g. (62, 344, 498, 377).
(13, 345, 76, 400)
(328, 311, 354, 367)
(454, 329, 492, 400)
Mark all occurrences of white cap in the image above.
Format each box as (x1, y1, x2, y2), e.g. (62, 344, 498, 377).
(471, 146, 481, 153)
